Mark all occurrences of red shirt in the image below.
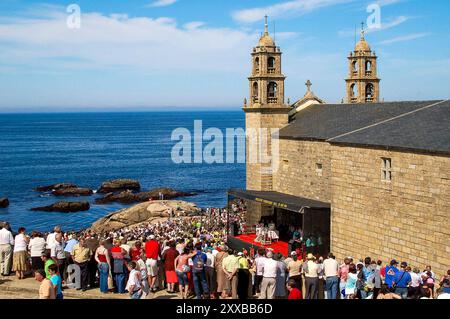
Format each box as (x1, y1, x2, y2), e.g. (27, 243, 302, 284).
(145, 240, 160, 260)
(130, 247, 143, 261)
(288, 288, 302, 300)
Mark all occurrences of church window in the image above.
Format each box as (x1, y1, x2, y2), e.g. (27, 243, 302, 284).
(268, 57, 276, 73)
(381, 158, 392, 181)
(350, 83, 356, 97)
(352, 61, 357, 72)
(366, 83, 374, 101)
(252, 82, 258, 101)
(267, 82, 277, 98)
(366, 60, 372, 72)
(316, 163, 323, 176)
(255, 57, 260, 73)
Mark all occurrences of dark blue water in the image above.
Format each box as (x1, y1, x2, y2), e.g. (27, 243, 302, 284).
(0, 112, 245, 232)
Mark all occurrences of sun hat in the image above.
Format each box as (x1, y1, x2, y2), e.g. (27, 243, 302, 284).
(307, 253, 316, 260)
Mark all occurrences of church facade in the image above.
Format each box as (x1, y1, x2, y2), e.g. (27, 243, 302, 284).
(241, 18, 450, 277)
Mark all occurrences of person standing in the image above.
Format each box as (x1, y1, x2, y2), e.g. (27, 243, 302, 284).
(50, 233, 66, 281)
(323, 253, 339, 299)
(205, 247, 216, 298)
(191, 243, 209, 299)
(236, 252, 250, 299)
(94, 239, 111, 294)
(274, 253, 287, 299)
(29, 231, 46, 273)
(259, 250, 277, 299)
(384, 259, 399, 290)
(125, 261, 143, 299)
(111, 238, 127, 294)
(13, 227, 29, 280)
(48, 264, 63, 299)
(214, 245, 229, 298)
(0, 222, 14, 276)
(63, 234, 78, 267)
(35, 268, 56, 299)
(41, 251, 55, 279)
(222, 250, 239, 299)
(137, 253, 149, 298)
(144, 234, 160, 293)
(338, 257, 351, 299)
(46, 226, 62, 252)
(303, 253, 320, 299)
(254, 248, 267, 296)
(71, 238, 92, 291)
(392, 262, 411, 299)
(286, 251, 303, 292)
(162, 241, 179, 294)
(345, 263, 358, 299)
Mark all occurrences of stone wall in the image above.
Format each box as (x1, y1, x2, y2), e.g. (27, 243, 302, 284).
(273, 139, 331, 203)
(330, 145, 450, 278)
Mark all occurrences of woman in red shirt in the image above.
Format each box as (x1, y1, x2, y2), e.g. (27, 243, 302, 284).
(162, 241, 179, 293)
(287, 279, 302, 299)
(130, 241, 143, 262)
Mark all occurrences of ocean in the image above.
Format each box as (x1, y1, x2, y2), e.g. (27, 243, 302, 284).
(0, 111, 245, 232)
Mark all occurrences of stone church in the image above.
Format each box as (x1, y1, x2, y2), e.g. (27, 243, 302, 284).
(232, 17, 449, 278)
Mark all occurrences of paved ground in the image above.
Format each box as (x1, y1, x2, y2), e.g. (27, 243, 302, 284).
(0, 275, 181, 299)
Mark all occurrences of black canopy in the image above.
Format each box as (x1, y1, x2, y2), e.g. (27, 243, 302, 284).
(228, 189, 330, 213)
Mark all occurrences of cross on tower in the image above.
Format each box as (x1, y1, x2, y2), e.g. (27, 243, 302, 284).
(305, 80, 312, 92)
(361, 21, 365, 39)
(264, 15, 269, 35)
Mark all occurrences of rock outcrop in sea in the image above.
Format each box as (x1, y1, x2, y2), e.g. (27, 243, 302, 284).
(31, 201, 90, 213)
(34, 183, 78, 192)
(97, 179, 141, 194)
(90, 200, 200, 234)
(52, 188, 94, 197)
(0, 198, 9, 208)
(95, 187, 195, 205)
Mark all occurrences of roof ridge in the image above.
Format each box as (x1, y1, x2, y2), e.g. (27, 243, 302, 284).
(327, 99, 448, 142)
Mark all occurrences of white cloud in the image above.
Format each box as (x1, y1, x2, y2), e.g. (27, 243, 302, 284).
(232, 0, 355, 23)
(147, 0, 178, 8)
(0, 9, 259, 73)
(378, 32, 429, 45)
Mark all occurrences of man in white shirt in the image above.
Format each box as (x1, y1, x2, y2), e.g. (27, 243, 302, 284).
(259, 251, 278, 299)
(304, 253, 321, 299)
(0, 222, 14, 276)
(126, 261, 142, 299)
(254, 249, 267, 296)
(205, 248, 216, 298)
(323, 253, 339, 299)
(46, 225, 61, 251)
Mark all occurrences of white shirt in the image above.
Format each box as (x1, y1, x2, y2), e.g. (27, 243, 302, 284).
(305, 260, 320, 278)
(323, 258, 339, 277)
(46, 232, 57, 250)
(126, 269, 142, 292)
(29, 237, 46, 257)
(255, 256, 267, 276)
(137, 259, 148, 280)
(0, 228, 14, 245)
(51, 241, 66, 259)
(206, 252, 215, 267)
(13, 234, 28, 252)
(261, 258, 278, 278)
(410, 272, 421, 288)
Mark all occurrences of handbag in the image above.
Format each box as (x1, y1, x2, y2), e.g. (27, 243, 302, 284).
(108, 275, 114, 290)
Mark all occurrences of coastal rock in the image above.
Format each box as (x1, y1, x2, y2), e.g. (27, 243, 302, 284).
(31, 201, 90, 213)
(90, 200, 200, 234)
(97, 179, 141, 194)
(95, 188, 195, 205)
(34, 183, 78, 192)
(52, 188, 94, 197)
(0, 198, 9, 208)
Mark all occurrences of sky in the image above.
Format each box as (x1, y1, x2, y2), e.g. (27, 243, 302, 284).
(0, 0, 449, 112)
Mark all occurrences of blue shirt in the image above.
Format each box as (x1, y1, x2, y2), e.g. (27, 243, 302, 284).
(385, 266, 399, 288)
(64, 239, 78, 253)
(394, 270, 411, 288)
(50, 274, 63, 296)
(192, 251, 207, 273)
(363, 266, 372, 283)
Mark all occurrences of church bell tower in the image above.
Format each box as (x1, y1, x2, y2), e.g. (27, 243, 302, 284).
(244, 16, 290, 192)
(346, 24, 380, 103)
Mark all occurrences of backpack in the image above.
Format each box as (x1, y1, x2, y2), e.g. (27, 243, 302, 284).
(192, 253, 205, 272)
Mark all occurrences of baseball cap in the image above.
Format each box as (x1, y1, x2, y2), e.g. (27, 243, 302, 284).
(390, 259, 399, 265)
(291, 251, 297, 256)
(237, 252, 243, 256)
(148, 234, 155, 240)
(401, 261, 408, 268)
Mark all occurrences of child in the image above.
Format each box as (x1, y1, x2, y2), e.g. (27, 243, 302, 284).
(48, 264, 63, 299)
(287, 279, 302, 299)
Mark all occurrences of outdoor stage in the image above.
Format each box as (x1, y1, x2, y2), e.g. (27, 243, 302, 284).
(227, 234, 289, 256)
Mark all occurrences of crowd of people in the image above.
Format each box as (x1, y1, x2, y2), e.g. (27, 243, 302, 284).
(0, 210, 449, 300)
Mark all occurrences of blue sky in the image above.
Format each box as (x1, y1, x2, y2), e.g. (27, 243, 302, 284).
(0, 0, 449, 112)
